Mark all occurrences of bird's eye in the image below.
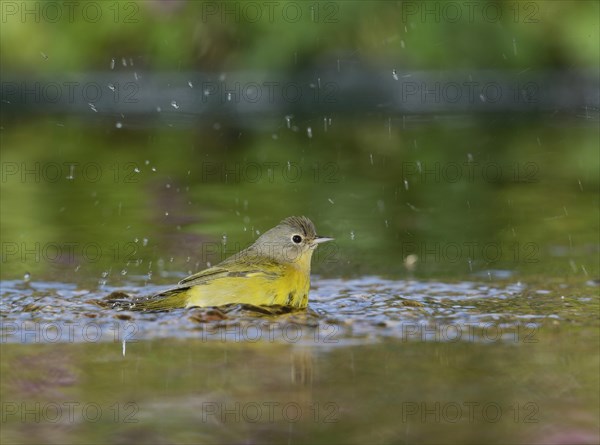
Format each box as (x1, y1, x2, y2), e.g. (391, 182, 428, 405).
(292, 235, 302, 244)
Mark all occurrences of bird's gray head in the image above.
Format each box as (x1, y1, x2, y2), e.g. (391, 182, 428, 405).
(250, 216, 333, 265)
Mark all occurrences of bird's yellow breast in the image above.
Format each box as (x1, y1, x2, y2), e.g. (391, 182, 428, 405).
(183, 263, 311, 308)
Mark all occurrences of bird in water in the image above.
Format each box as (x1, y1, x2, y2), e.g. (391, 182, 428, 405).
(114, 216, 333, 311)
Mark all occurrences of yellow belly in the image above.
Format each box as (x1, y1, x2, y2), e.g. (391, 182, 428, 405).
(183, 265, 310, 308)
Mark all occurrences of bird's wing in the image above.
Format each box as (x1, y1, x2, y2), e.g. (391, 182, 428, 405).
(177, 267, 231, 286)
(177, 265, 281, 287)
(132, 255, 287, 311)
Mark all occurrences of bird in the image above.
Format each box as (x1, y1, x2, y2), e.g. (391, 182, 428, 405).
(127, 216, 333, 311)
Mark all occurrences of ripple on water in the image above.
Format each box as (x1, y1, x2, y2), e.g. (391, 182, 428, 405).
(0, 277, 595, 345)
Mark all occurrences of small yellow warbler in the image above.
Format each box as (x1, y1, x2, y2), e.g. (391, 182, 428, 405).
(133, 216, 333, 310)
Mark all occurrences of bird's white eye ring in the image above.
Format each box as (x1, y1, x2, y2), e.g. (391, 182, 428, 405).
(292, 235, 302, 244)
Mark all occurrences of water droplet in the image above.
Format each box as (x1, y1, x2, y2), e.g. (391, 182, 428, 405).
(171, 100, 179, 109)
(88, 103, 98, 112)
(65, 164, 75, 180)
(307, 127, 313, 138)
(23, 272, 31, 282)
(350, 231, 355, 240)
(115, 122, 123, 129)
(188, 81, 193, 88)
(328, 198, 335, 204)
(108, 83, 116, 92)
(143, 238, 149, 247)
(110, 58, 115, 70)
(392, 69, 399, 80)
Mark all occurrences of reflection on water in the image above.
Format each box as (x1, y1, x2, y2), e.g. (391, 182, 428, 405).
(1, 324, 598, 444)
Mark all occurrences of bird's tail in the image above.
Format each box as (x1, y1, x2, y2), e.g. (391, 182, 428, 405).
(103, 288, 188, 311)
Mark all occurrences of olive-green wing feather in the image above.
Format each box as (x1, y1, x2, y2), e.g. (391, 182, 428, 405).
(177, 267, 232, 286)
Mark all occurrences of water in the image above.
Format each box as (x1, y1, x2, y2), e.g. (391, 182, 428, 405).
(1, 115, 598, 443)
(1, 277, 598, 443)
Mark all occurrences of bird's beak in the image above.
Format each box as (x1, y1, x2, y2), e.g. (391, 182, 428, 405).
(312, 236, 334, 244)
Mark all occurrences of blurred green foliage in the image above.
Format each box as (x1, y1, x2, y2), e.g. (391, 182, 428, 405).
(1, 1, 598, 72)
